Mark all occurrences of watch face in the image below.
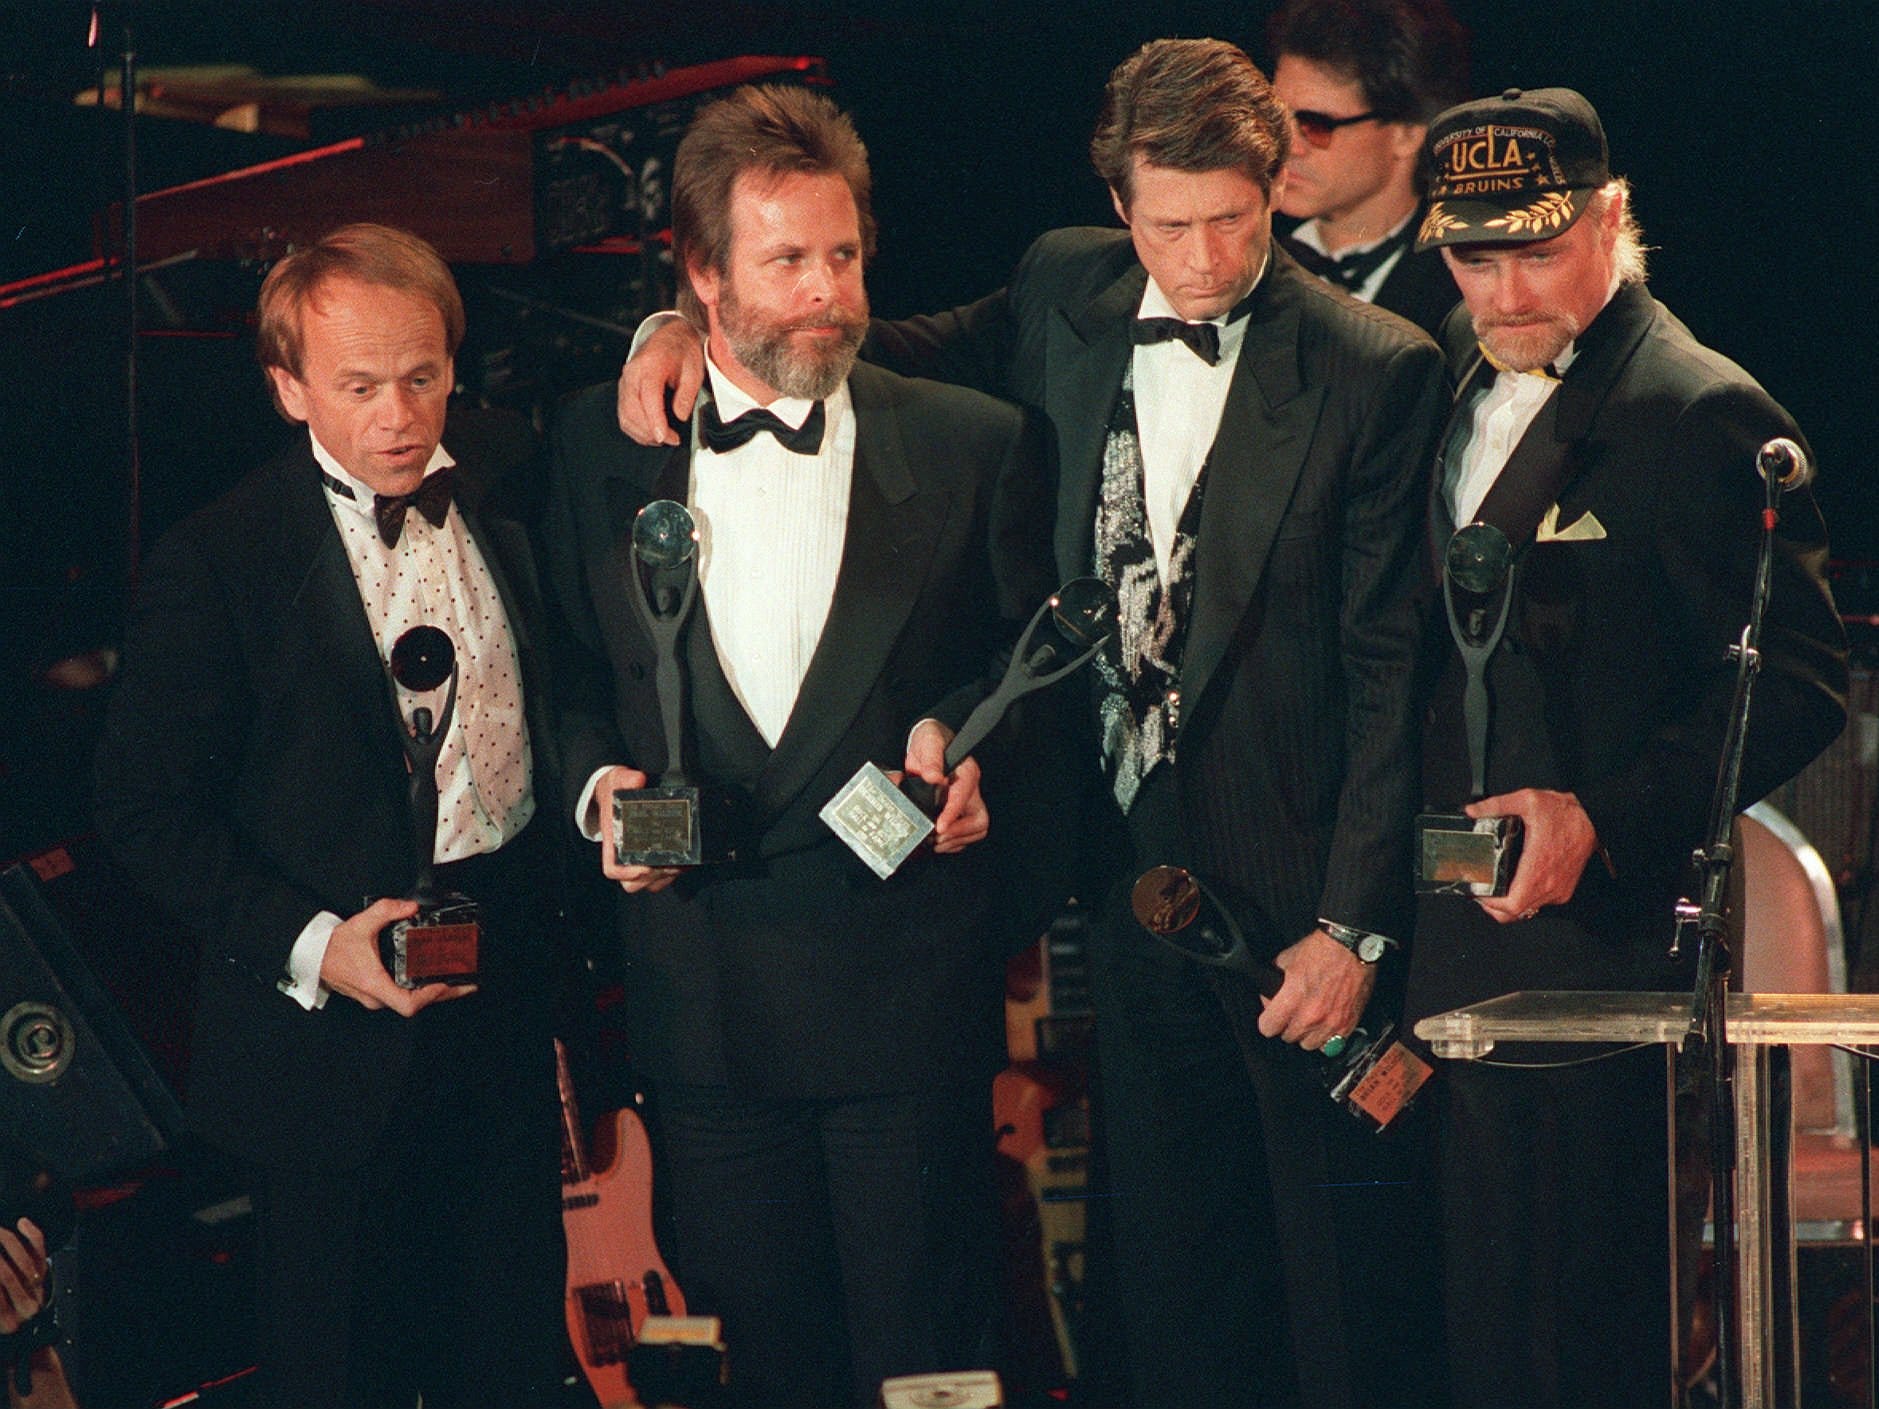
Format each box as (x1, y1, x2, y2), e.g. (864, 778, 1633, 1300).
(1357, 933, 1388, 964)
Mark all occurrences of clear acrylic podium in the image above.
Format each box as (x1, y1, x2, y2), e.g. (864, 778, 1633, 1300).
(1417, 990, 1879, 1409)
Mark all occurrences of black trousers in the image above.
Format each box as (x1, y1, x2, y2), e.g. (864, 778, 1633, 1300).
(249, 829, 567, 1408)
(1086, 771, 1441, 1409)
(1439, 1048, 1682, 1409)
(650, 1081, 997, 1408)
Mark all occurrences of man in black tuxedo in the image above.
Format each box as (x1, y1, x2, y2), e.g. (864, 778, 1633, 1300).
(1269, 0, 1469, 335)
(1404, 88, 1848, 1405)
(620, 37, 1445, 1409)
(95, 225, 567, 1408)
(546, 86, 1048, 1406)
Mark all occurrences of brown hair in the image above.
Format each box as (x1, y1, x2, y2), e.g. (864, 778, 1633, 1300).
(1091, 39, 1293, 210)
(255, 223, 464, 400)
(1266, 0, 1469, 124)
(671, 84, 876, 322)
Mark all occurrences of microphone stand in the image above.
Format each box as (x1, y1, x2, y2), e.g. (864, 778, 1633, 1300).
(1673, 461, 1792, 1409)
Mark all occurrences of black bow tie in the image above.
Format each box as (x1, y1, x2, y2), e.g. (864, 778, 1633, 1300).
(699, 398, 827, 456)
(1130, 316, 1223, 366)
(1310, 224, 1414, 292)
(371, 469, 456, 546)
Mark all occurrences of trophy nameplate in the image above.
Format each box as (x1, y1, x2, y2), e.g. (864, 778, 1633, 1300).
(823, 578, 1119, 878)
(614, 787, 703, 869)
(1415, 811, 1524, 897)
(819, 762, 936, 879)
(379, 624, 481, 989)
(384, 900, 481, 988)
(1328, 1021, 1435, 1132)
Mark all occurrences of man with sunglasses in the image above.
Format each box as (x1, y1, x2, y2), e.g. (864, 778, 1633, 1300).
(1269, 0, 1469, 335)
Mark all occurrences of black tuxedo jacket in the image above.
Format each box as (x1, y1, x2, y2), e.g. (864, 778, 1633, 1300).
(95, 413, 563, 1172)
(545, 362, 1052, 1098)
(867, 230, 1446, 948)
(1370, 242, 1458, 338)
(1406, 282, 1849, 1028)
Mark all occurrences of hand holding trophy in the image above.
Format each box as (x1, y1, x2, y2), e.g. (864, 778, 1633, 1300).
(1130, 865, 1431, 1131)
(821, 577, 1119, 879)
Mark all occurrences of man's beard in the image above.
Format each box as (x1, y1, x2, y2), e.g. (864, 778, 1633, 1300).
(720, 281, 868, 401)
(1477, 309, 1582, 373)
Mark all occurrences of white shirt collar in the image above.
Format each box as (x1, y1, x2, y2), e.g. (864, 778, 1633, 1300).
(310, 430, 455, 519)
(1288, 206, 1416, 261)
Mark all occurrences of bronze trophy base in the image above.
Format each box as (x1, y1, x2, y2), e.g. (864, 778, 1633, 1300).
(382, 894, 480, 988)
(1415, 811, 1524, 897)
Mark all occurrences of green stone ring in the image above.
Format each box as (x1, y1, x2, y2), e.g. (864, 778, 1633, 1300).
(1323, 1033, 1348, 1059)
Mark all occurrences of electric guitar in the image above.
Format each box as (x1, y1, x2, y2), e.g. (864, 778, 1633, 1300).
(556, 1039, 685, 1409)
(992, 905, 1094, 1386)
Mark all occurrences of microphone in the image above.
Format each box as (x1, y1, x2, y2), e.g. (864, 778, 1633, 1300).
(1756, 437, 1813, 490)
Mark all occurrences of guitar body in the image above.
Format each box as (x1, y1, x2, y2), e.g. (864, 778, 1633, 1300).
(557, 1042, 685, 1409)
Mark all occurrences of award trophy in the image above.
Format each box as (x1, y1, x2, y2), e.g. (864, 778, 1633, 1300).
(1415, 521, 1524, 896)
(821, 577, 1119, 879)
(380, 625, 480, 989)
(1130, 865, 1431, 1131)
(611, 499, 730, 868)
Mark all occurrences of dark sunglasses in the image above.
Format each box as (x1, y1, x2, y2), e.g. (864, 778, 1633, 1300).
(1290, 107, 1379, 148)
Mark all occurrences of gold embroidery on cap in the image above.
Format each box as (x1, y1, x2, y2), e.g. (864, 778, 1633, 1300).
(1419, 203, 1466, 244)
(1484, 191, 1576, 235)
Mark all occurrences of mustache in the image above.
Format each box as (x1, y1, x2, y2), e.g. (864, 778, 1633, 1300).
(785, 312, 866, 336)
(1477, 314, 1565, 329)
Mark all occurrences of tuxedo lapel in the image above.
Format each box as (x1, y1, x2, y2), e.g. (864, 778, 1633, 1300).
(1427, 351, 1492, 570)
(1182, 269, 1325, 718)
(1049, 262, 1144, 580)
(756, 367, 946, 815)
(274, 448, 410, 809)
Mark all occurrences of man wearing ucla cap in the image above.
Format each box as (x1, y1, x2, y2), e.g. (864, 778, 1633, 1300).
(1403, 87, 1848, 1404)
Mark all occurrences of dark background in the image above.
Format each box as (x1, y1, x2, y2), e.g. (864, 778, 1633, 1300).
(1, 0, 1872, 857)
(0, 7, 1871, 1403)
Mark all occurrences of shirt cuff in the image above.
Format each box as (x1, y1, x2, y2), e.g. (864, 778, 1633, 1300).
(277, 911, 339, 1011)
(576, 766, 618, 843)
(629, 310, 688, 359)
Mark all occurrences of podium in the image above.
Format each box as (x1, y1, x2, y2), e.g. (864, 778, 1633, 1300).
(1418, 990, 1879, 1409)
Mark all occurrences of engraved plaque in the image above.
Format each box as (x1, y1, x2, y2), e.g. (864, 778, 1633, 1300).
(819, 762, 936, 879)
(614, 787, 703, 868)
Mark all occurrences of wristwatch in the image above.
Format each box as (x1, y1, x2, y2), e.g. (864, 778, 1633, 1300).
(1321, 919, 1395, 965)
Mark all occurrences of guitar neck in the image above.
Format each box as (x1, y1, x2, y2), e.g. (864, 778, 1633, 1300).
(554, 1039, 591, 1185)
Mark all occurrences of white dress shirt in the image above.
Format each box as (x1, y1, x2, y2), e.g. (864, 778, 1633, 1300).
(280, 431, 534, 1010)
(1445, 344, 1581, 527)
(692, 356, 855, 746)
(574, 359, 858, 841)
(1130, 255, 1266, 585)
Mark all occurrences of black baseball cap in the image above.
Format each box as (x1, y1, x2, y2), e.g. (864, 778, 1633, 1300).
(1414, 87, 1611, 251)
